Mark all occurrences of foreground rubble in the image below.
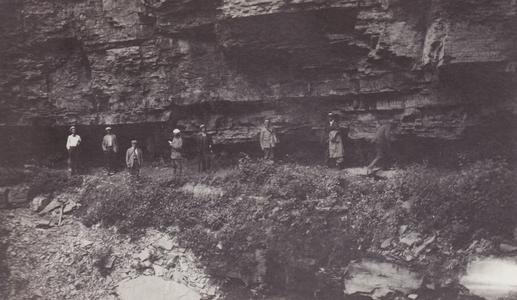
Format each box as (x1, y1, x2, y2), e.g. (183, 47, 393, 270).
(0, 208, 221, 300)
(1, 160, 517, 300)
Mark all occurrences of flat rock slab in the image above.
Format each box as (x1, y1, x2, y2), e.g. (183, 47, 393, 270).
(117, 276, 201, 300)
(344, 259, 423, 299)
(461, 257, 517, 300)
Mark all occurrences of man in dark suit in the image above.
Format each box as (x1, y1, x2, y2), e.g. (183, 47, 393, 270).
(196, 124, 212, 172)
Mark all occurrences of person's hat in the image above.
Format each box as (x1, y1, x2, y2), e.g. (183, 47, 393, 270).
(69, 126, 76, 130)
(131, 139, 137, 143)
(105, 126, 112, 131)
(199, 124, 205, 128)
(173, 129, 181, 134)
(329, 112, 339, 121)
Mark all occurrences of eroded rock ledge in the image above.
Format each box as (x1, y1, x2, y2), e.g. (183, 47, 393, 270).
(0, 0, 516, 148)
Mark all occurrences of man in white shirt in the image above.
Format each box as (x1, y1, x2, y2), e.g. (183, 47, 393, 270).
(126, 140, 143, 177)
(66, 126, 82, 175)
(259, 119, 279, 160)
(102, 127, 118, 175)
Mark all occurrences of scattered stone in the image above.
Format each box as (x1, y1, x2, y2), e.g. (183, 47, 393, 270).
(35, 219, 53, 229)
(80, 239, 94, 248)
(399, 225, 408, 236)
(380, 238, 392, 249)
(180, 183, 224, 199)
(154, 236, 175, 251)
(38, 199, 62, 215)
(171, 270, 185, 282)
(408, 294, 418, 299)
(143, 268, 155, 276)
(499, 243, 517, 253)
(413, 235, 436, 256)
(205, 286, 217, 296)
(153, 264, 167, 277)
(117, 276, 201, 300)
(31, 195, 50, 212)
(63, 201, 78, 214)
(137, 248, 153, 261)
(344, 259, 423, 298)
(104, 256, 117, 269)
(7, 185, 30, 204)
(141, 260, 153, 268)
(400, 232, 422, 247)
(404, 254, 414, 262)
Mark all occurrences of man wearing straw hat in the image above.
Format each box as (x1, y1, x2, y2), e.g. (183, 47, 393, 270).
(168, 128, 184, 176)
(102, 126, 118, 175)
(66, 126, 82, 175)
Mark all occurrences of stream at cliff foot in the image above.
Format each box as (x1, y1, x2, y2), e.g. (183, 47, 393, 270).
(461, 257, 517, 300)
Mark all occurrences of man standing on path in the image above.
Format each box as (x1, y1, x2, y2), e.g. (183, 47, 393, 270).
(102, 127, 118, 175)
(196, 124, 212, 172)
(328, 118, 345, 169)
(367, 120, 398, 174)
(126, 140, 143, 177)
(259, 119, 279, 161)
(168, 129, 184, 176)
(66, 126, 82, 175)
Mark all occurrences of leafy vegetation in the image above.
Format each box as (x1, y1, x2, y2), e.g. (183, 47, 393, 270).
(76, 158, 517, 296)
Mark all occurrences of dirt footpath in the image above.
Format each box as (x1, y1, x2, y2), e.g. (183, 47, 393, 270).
(0, 208, 219, 300)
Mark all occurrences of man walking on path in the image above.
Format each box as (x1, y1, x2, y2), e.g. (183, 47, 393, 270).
(168, 129, 184, 176)
(126, 140, 143, 177)
(102, 127, 118, 175)
(367, 120, 398, 174)
(328, 118, 345, 169)
(66, 126, 82, 175)
(196, 124, 212, 172)
(259, 119, 279, 160)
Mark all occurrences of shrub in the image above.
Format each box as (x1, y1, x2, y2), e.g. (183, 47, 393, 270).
(76, 158, 517, 297)
(28, 168, 82, 199)
(407, 160, 517, 244)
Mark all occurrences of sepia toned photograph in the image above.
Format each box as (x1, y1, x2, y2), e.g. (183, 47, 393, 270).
(0, 0, 516, 299)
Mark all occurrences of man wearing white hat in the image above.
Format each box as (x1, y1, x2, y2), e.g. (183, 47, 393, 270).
(66, 126, 82, 175)
(168, 129, 184, 176)
(102, 126, 118, 175)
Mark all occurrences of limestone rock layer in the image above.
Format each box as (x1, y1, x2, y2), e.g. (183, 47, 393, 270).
(0, 0, 516, 143)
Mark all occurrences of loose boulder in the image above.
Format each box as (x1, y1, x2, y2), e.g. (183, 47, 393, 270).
(344, 259, 423, 299)
(31, 195, 50, 212)
(116, 276, 201, 300)
(4, 185, 30, 206)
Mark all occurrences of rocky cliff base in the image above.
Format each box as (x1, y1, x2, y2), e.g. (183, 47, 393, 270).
(2, 158, 517, 299)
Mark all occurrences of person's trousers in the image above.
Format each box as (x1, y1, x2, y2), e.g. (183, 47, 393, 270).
(129, 165, 140, 176)
(104, 149, 116, 173)
(263, 147, 275, 160)
(68, 147, 79, 174)
(198, 153, 211, 172)
(329, 156, 344, 168)
(367, 146, 390, 170)
(171, 159, 183, 175)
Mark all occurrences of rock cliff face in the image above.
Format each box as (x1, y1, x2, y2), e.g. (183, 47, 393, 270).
(0, 0, 516, 154)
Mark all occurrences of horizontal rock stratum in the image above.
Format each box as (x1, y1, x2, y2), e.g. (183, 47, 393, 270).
(0, 0, 516, 143)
